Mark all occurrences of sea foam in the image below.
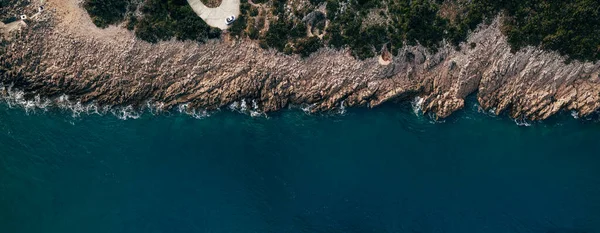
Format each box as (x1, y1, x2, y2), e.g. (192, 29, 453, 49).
(411, 96, 424, 116)
(1, 85, 170, 120)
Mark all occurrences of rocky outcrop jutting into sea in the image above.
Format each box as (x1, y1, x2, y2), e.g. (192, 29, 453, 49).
(1, 0, 600, 120)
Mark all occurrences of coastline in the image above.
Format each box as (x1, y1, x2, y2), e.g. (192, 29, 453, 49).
(1, 94, 600, 233)
(2, 84, 596, 128)
(1, 0, 600, 121)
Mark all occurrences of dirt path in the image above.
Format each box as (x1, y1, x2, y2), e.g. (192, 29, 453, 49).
(1, 8, 41, 37)
(186, 0, 240, 30)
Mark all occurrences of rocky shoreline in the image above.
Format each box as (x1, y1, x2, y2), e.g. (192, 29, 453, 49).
(1, 0, 600, 121)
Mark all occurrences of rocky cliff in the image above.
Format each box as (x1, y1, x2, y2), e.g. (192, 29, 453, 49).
(1, 0, 600, 120)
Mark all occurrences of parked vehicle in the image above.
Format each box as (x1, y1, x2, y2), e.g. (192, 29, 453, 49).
(226, 16, 236, 25)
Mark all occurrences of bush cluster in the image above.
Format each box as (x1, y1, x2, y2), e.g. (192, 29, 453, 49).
(500, 0, 600, 62)
(135, 0, 220, 43)
(83, 0, 130, 28)
(84, 0, 220, 43)
(1, 0, 28, 23)
(82, 0, 600, 61)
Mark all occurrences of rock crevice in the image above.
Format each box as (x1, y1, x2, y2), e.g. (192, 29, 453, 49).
(1, 0, 600, 120)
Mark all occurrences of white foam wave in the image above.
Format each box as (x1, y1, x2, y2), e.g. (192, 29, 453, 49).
(228, 99, 266, 118)
(410, 96, 442, 124)
(571, 110, 579, 119)
(147, 101, 167, 115)
(177, 103, 211, 119)
(112, 106, 141, 120)
(300, 103, 316, 114)
(473, 103, 498, 118)
(1, 87, 50, 114)
(411, 96, 424, 116)
(337, 100, 346, 115)
(514, 117, 532, 127)
(0, 85, 147, 120)
(426, 112, 445, 124)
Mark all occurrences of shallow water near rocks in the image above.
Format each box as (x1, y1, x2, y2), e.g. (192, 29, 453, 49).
(1, 101, 600, 233)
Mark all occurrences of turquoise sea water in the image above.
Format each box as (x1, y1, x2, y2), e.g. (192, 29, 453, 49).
(1, 100, 600, 233)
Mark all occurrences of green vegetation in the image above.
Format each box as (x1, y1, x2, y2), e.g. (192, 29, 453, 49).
(321, 0, 475, 59)
(294, 36, 323, 57)
(1, 0, 27, 23)
(83, 0, 220, 43)
(0, 0, 9, 8)
(240, 0, 459, 59)
(436, 0, 600, 61)
(319, 0, 600, 61)
(228, 0, 249, 37)
(82, 0, 600, 61)
(135, 0, 220, 43)
(501, 0, 600, 62)
(2, 16, 17, 24)
(83, 0, 130, 28)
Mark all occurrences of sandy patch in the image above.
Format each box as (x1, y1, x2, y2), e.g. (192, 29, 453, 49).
(187, 0, 240, 30)
(47, 0, 136, 43)
(378, 55, 391, 65)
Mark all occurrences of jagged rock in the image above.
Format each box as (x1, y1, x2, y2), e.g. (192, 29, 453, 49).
(1, 0, 599, 120)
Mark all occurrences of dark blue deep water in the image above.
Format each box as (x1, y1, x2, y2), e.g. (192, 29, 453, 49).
(1, 102, 600, 233)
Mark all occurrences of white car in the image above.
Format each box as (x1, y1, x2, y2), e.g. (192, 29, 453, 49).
(226, 16, 236, 25)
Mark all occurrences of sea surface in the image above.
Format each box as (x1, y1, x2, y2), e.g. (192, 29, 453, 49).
(1, 100, 600, 233)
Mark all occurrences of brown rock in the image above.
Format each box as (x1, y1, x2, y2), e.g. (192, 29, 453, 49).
(1, 0, 600, 121)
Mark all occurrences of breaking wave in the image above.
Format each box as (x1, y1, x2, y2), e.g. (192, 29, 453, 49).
(0, 85, 282, 120)
(337, 101, 346, 115)
(410, 96, 444, 124)
(571, 110, 579, 119)
(0, 85, 354, 120)
(411, 96, 424, 117)
(1, 86, 184, 120)
(514, 117, 532, 127)
(3, 85, 593, 124)
(228, 99, 266, 118)
(177, 103, 212, 119)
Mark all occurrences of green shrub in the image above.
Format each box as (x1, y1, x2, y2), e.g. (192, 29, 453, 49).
(134, 0, 219, 43)
(83, 0, 130, 28)
(80, 0, 600, 61)
(500, 0, 600, 61)
(261, 20, 289, 51)
(82, 0, 220, 43)
(294, 37, 322, 57)
(2, 16, 17, 24)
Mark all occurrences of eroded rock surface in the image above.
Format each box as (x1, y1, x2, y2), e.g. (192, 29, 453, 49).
(1, 0, 599, 120)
